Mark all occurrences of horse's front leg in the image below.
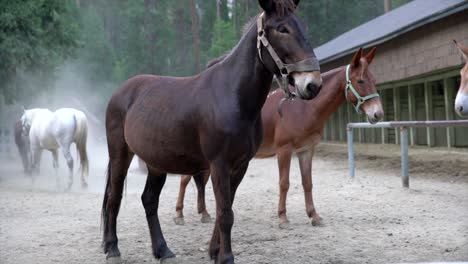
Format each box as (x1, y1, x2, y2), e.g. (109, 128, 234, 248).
(30, 146, 43, 183)
(276, 145, 293, 228)
(194, 170, 212, 223)
(209, 160, 248, 264)
(298, 149, 322, 226)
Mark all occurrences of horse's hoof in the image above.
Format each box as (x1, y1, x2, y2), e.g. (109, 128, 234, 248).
(160, 256, 181, 264)
(311, 216, 323, 227)
(278, 221, 292, 230)
(81, 182, 88, 189)
(200, 214, 212, 223)
(106, 256, 122, 264)
(173, 217, 185, 225)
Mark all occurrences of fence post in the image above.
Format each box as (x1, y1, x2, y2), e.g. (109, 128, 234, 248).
(347, 126, 355, 178)
(400, 127, 409, 188)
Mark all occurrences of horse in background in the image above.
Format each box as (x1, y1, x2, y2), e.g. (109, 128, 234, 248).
(14, 120, 31, 174)
(175, 48, 384, 228)
(21, 108, 89, 189)
(454, 40, 468, 117)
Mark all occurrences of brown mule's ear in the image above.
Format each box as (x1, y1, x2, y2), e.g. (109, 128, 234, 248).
(351, 48, 363, 68)
(258, 0, 275, 14)
(454, 39, 468, 61)
(365, 47, 377, 65)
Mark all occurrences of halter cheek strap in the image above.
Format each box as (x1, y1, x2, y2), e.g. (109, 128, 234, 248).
(345, 64, 380, 114)
(256, 13, 320, 104)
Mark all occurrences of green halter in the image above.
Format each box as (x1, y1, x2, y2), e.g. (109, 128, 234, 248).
(345, 64, 380, 114)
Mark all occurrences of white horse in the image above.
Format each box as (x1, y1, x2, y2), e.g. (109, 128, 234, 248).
(454, 40, 468, 117)
(21, 108, 89, 189)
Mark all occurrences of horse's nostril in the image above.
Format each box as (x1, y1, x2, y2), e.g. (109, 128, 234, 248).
(460, 106, 464, 112)
(306, 83, 320, 94)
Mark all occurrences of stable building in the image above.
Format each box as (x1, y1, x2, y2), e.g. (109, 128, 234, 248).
(315, 0, 468, 147)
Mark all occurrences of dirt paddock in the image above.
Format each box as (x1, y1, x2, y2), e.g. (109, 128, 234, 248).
(1, 143, 467, 264)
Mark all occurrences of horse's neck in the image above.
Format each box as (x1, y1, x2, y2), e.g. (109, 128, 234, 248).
(215, 23, 273, 120)
(304, 66, 347, 131)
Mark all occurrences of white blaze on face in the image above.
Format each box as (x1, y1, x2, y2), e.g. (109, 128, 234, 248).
(362, 99, 384, 124)
(292, 71, 322, 98)
(455, 90, 468, 117)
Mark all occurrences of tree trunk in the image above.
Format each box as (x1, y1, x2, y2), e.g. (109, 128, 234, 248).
(233, 0, 238, 37)
(384, 0, 392, 13)
(216, 0, 222, 20)
(190, 0, 201, 73)
(144, 0, 157, 73)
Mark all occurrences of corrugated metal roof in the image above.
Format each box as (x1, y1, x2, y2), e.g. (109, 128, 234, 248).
(315, 0, 468, 64)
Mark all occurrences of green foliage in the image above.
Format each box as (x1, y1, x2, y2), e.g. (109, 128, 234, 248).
(0, 0, 80, 102)
(0, 0, 413, 104)
(209, 19, 238, 58)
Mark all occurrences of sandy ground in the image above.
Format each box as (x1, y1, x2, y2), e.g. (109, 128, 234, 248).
(0, 142, 467, 264)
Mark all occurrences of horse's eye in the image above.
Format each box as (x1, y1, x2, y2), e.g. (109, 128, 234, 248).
(358, 80, 364, 84)
(277, 25, 289, 34)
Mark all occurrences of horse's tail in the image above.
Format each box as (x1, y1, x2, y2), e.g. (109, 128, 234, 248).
(101, 160, 111, 242)
(74, 113, 89, 179)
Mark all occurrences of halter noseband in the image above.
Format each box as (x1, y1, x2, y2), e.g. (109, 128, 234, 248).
(256, 13, 320, 115)
(345, 64, 380, 114)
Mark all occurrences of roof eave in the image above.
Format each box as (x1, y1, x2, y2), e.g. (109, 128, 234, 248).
(318, 2, 468, 65)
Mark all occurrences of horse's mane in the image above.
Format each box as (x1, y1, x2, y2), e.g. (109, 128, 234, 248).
(206, 0, 297, 70)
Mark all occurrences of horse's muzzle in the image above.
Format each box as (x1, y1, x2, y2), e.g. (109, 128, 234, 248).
(305, 83, 322, 99)
(293, 71, 322, 100)
(455, 93, 468, 117)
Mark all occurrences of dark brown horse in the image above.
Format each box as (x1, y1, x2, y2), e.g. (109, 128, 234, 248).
(101, 1, 322, 263)
(175, 48, 384, 228)
(14, 120, 31, 174)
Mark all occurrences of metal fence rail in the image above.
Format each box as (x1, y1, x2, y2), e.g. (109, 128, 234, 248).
(347, 120, 468, 188)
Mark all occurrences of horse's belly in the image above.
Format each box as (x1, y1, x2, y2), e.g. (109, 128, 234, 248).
(124, 115, 207, 174)
(40, 135, 59, 150)
(293, 135, 321, 153)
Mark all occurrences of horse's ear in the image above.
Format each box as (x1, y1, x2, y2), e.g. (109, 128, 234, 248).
(293, 0, 300, 7)
(351, 48, 363, 68)
(365, 47, 377, 65)
(258, 0, 275, 14)
(454, 39, 468, 61)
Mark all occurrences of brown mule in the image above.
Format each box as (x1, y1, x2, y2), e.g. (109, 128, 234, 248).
(101, 1, 322, 263)
(175, 48, 384, 229)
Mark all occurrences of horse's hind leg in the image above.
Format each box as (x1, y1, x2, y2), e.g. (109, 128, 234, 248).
(194, 170, 212, 223)
(174, 175, 191, 225)
(142, 168, 175, 261)
(61, 144, 74, 190)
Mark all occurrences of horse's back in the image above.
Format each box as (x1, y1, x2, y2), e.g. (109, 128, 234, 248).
(53, 108, 88, 143)
(29, 109, 57, 149)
